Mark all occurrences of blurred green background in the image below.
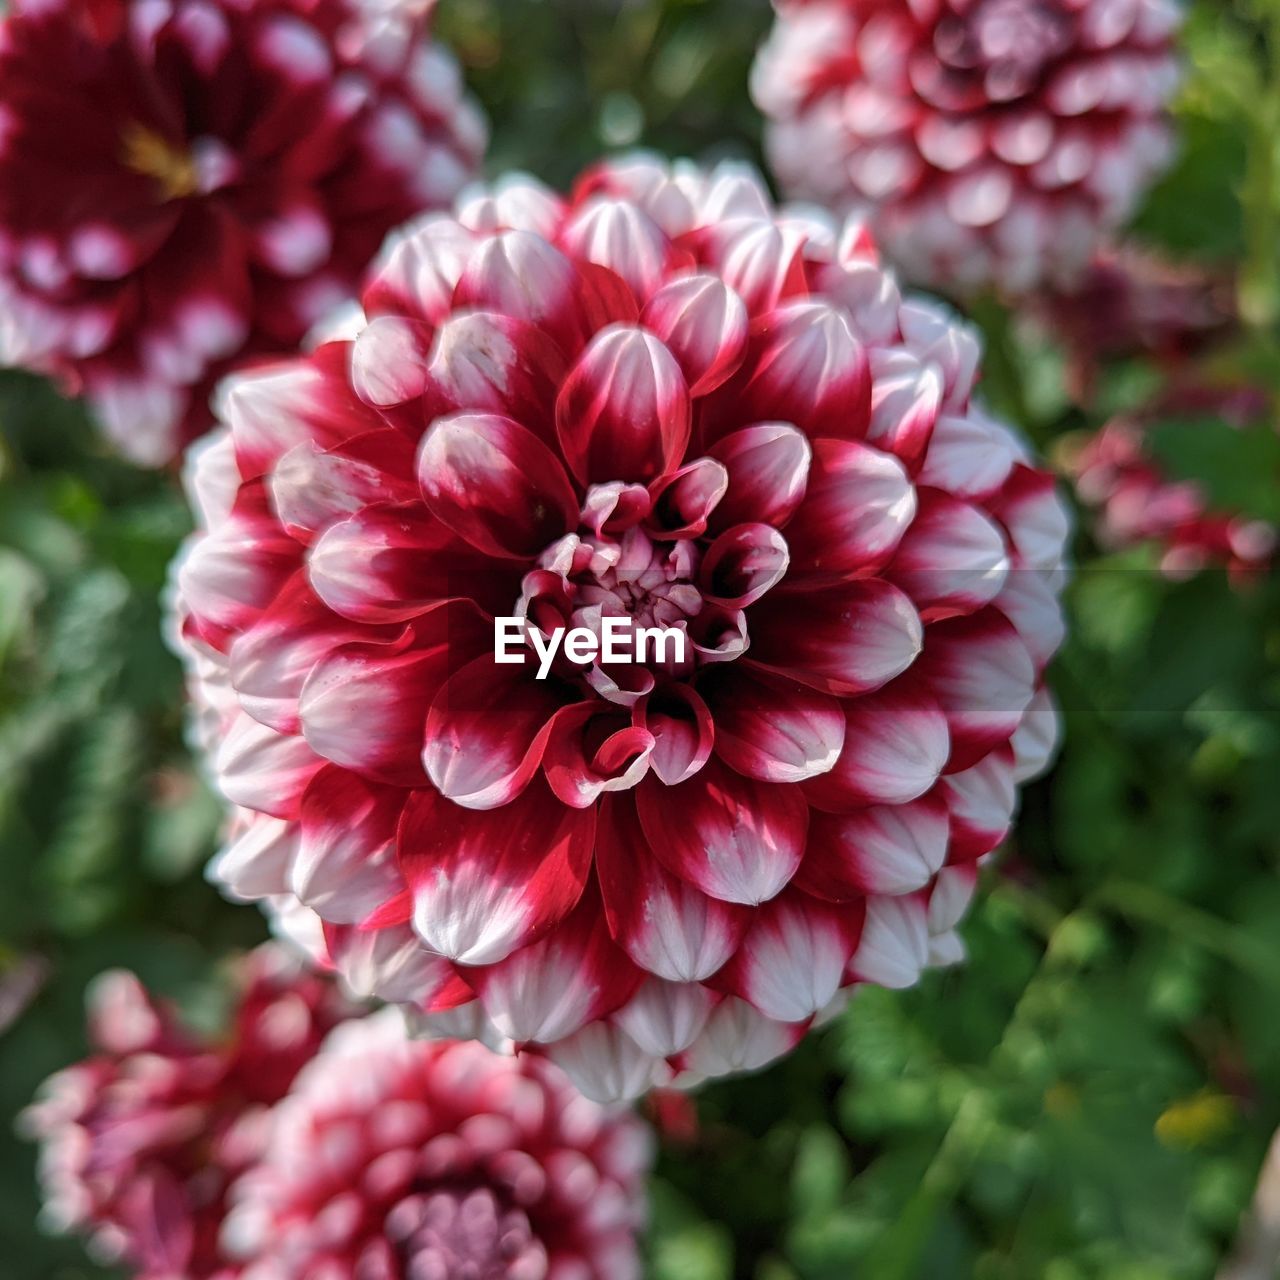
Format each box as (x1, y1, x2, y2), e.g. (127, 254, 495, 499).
(2, 0, 1280, 1276)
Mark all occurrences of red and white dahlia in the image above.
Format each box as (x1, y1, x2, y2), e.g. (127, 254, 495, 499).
(0, 0, 484, 465)
(1069, 386, 1277, 583)
(751, 0, 1181, 293)
(223, 1009, 652, 1280)
(169, 153, 1069, 1102)
(21, 945, 351, 1280)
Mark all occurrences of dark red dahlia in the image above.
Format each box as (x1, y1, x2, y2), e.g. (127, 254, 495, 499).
(223, 1010, 652, 1280)
(1034, 244, 1235, 402)
(0, 0, 484, 463)
(751, 0, 1182, 293)
(21, 945, 351, 1280)
(170, 154, 1069, 1102)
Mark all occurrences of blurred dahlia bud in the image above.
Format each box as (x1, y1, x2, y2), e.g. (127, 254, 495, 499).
(1069, 386, 1277, 583)
(1034, 245, 1235, 402)
(0, 0, 485, 465)
(168, 153, 1069, 1102)
(21, 945, 351, 1279)
(223, 1009, 652, 1280)
(751, 0, 1182, 294)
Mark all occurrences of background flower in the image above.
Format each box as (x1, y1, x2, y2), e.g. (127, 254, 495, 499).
(0, 0, 485, 464)
(1067, 383, 1277, 583)
(751, 0, 1182, 294)
(168, 153, 1069, 1103)
(224, 1009, 653, 1280)
(19, 945, 350, 1280)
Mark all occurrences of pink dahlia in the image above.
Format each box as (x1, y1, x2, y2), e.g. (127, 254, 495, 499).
(223, 1009, 652, 1279)
(751, 0, 1181, 293)
(1070, 386, 1277, 583)
(21, 945, 351, 1279)
(0, 0, 485, 465)
(169, 153, 1069, 1102)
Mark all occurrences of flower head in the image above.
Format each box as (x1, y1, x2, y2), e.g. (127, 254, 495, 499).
(0, 0, 485, 463)
(170, 154, 1069, 1102)
(21, 945, 351, 1279)
(751, 0, 1181, 293)
(223, 1009, 652, 1280)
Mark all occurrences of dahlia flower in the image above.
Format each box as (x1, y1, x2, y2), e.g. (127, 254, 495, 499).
(169, 153, 1069, 1102)
(0, 0, 485, 465)
(21, 945, 350, 1279)
(1034, 245, 1234, 401)
(751, 0, 1182, 293)
(223, 1008, 652, 1280)
(1070, 386, 1277, 582)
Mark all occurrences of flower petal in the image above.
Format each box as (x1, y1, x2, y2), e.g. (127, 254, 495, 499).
(713, 891, 862, 1022)
(633, 685, 715, 786)
(424, 654, 568, 809)
(942, 746, 1017, 859)
(214, 711, 325, 820)
(555, 325, 692, 485)
(750, 579, 923, 696)
(612, 978, 719, 1057)
(292, 767, 406, 924)
(865, 349, 942, 471)
(802, 682, 950, 810)
(733, 300, 870, 440)
(308, 502, 514, 623)
(177, 483, 303, 649)
(300, 601, 489, 786)
(421, 310, 569, 447)
(699, 523, 790, 608)
(705, 668, 845, 783)
(398, 780, 594, 965)
(269, 430, 417, 543)
(782, 438, 916, 579)
(888, 487, 1011, 620)
(639, 273, 748, 396)
(917, 609, 1035, 771)
(596, 795, 750, 981)
(349, 314, 434, 409)
(636, 761, 808, 905)
(543, 703, 655, 808)
(364, 213, 479, 323)
(228, 576, 373, 735)
(675, 996, 806, 1080)
(547, 1023, 664, 1104)
(798, 795, 949, 900)
(847, 895, 930, 990)
(468, 891, 642, 1044)
(706, 422, 811, 532)
(416, 411, 578, 559)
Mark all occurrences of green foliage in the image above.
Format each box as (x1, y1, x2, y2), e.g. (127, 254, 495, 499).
(2, 1, 1280, 1278)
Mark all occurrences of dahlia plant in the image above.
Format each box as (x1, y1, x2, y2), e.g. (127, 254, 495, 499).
(750, 0, 1182, 294)
(0, 0, 485, 464)
(20, 945, 350, 1280)
(223, 1009, 653, 1280)
(169, 154, 1069, 1102)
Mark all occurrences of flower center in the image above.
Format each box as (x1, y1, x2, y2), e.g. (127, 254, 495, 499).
(385, 1187, 545, 1280)
(935, 0, 1072, 99)
(120, 123, 198, 201)
(568, 527, 703, 641)
(514, 476, 787, 703)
